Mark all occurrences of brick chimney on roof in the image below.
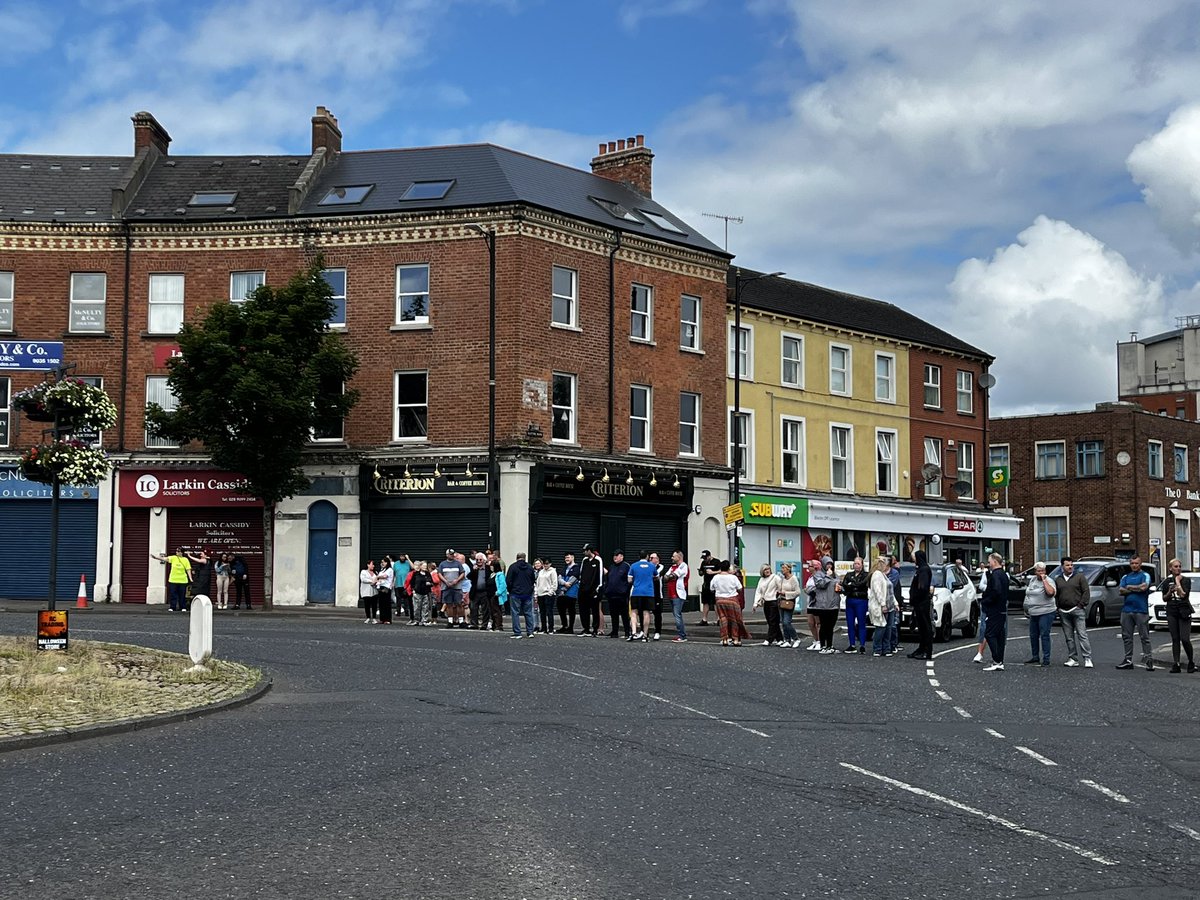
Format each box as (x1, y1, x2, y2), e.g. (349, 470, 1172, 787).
(590, 134, 653, 197)
(312, 106, 342, 154)
(132, 111, 171, 155)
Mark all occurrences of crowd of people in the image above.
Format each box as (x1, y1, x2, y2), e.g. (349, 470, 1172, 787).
(151, 546, 252, 612)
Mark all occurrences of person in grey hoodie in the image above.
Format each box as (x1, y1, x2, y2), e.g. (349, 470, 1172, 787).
(807, 556, 841, 653)
(1023, 561, 1057, 666)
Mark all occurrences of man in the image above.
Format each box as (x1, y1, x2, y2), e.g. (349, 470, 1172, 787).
(1054, 557, 1093, 668)
(907, 551, 934, 660)
(649, 552, 665, 640)
(578, 544, 604, 637)
(506, 552, 537, 638)
(665, 550, 689, 642)
(627, 550, 658, 642)
(557, 553, 580, 634)
(230, 554, 251, 609)
(980, 552, 1010, 671)
(605, 549, 632, 639)
(152, 547, 192, 612)
(437, 549, 469, 629)
(699, 551, 718, 625)
(469, 552, 490, 629)
(1116, 556, 1153, 671)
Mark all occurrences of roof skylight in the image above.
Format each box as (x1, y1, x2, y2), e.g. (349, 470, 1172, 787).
(189, 191, 238, 206)
(590, 196, 640, 222)
(318, 184, 374, 206)
(400, 180, 455, 201)
(640, 210, 686, 234)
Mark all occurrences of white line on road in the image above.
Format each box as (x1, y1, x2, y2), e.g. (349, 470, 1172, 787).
(928, 678, 941, 686)
(934, 690, 952, 701)
(926, 660, 936, 668)
(1080, 780, 1131, 804)
(1170, 823, 1200, 843)
(840, 762, 1116, 867)
(1015, 746, 1059, 767)
(639, 691, 770, 738)
(506, 659, 595, 680)
(953, 706, 973, 719)
(932, 643, 978, 658)
(985, 728, 1006, 739)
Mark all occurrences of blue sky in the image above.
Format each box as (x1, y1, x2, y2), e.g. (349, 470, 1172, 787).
(5, 0, 1200, 413)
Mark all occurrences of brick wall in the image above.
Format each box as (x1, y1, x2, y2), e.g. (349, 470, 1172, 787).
(906, 346, 987, 504)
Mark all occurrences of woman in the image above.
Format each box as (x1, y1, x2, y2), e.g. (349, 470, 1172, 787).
(214, 553, 232, 610)
(777, 563, 801, 648)
(359, 560, 377, 624)
(1023, 561, 1057, 665)
(804, 560, 823, 650)
(839, 556, 870, 653)
(753, 564, 784, 646)
(807, 556, 841, 654)
(376, 556, 395, 625)
(1159, 557, 1195, 674)
(535, 557, 558, 634)
(489, 558, 508, 630)
(410, 561, 434, 626)
(868, 557, 895, 657)
(712, 559, 750, 646)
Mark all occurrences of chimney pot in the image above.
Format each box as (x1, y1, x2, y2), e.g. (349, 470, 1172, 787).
(617, 139, 626, 151)
(598, 142, 607, 155)
(311, 105, 342, 154)
(590, 133, 655, 198)
(636, 134, 644, 147)
(608, 141, 617, 153)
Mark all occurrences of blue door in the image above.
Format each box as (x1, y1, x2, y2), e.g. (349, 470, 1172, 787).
(307, 501, 338, 604)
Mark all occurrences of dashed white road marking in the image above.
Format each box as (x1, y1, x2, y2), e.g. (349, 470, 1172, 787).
(506, 659, 594, 680)
(840, 762, 1115, 866)
(639, 691, 770, 739)
(928, 678, 941, 686)
(934, 690, 952, 701)
(985, 728, 1006, 739)
(953, 706, 973, 719)
(1170, 823, 1200, 843)
(1080, 780, 1130, 804)
(1015, 746, 1059, 767)
(926, 660, 936, 668)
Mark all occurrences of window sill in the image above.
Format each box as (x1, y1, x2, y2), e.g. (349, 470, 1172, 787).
(629, 448, 653, 456)
(956, 409, 975, 417)
(630, 337, 656, 347)
(924, 404, 943, 411)
(551, 323, 582, 333)
(308, 440, 348, 448)
(829, 390, 852, 398)
(141, 332, 182, 339)
(327, 324, 347, 331)
(680, 346, 704, 356)
(389, 323, 432, 332)
(64, 331, 113, 339)
(550, 440, 579, 448)
(1034, 476, 1065, 481)
(389, 438, 428, 445)
(876, 396, 897, 405)
(1075, 473, 1105, 479)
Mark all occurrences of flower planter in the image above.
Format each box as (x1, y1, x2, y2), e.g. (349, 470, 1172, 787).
(18, 440, 111, 487)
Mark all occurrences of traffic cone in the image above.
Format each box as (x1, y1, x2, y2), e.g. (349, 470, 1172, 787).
(76, 574, 89, 609)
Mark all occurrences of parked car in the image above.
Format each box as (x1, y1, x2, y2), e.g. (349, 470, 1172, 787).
(1020, 559, 1157, 627)
(1149, 574, 1200, 630)
(896, 562, 979, 641)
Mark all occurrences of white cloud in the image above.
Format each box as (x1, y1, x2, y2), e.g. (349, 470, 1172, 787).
(617, 0, 706, 32)
(0, 3, 58, 64)
(949, 216, 1164, 414)
(1127, 102, 1200, 255)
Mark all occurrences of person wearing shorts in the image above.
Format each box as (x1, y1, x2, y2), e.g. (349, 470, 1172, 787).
(627, 550, 658, 642)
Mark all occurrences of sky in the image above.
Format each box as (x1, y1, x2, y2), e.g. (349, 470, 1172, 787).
(3, 0, 1200, 415)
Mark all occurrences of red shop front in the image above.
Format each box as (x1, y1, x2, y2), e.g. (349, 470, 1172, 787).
(118, 469, 264, 605)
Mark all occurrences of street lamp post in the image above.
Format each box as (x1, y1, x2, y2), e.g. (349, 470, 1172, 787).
(731, 269, 783, 567)
(467, 224, 499, 550)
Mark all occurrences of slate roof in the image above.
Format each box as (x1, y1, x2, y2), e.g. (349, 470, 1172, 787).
(0, 155, 130, 222)
(128, 155, 308, 220)
(733, 269, 991, 360)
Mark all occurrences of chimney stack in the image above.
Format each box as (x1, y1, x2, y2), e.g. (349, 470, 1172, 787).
(311, 106, 342, 154)
(132, 111, 171, 156)
(590, 133, 653, 197)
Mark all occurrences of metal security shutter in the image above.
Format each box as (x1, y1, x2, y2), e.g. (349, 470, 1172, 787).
(532, 511, 599, 566)
(0, 501, 98, 601)
(120, 508, 151, 603)
(168, 509, 264, 606)
(623, 515, 683, 568)
(368, 509, 489, 566)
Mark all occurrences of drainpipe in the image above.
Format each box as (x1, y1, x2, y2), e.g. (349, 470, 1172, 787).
(607, 232, 620, 454)
(117, 221, 132, 451)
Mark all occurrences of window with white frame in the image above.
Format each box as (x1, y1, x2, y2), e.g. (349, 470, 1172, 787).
(1035, 441, 1066, 479)
(76, 376, 104, 448)
(552, 266, 577, 328)
(1148, 440, 1164, 478)
(230, 270, 264, 304)
(0, 377, 9, 448)
(148, 274, 184, 334)
(728, 324, 752, 379)
(831, 424, 853, 491)
(145, 376, 178, 448)
(311, 377, 345, 442)
(679, 392, 700, 456)
(876, 429, 897, 494)
(924, 364, 941, 408)
(1175, 444, 1189, 483)
(729, 409, 752, 479)
(630, 384, 652, 452)
(829, 344, 851, 395)
(0, 271, 11, 331)
(322, 268, 347, 327)
(781, 416, 805, 486)
(875, 352, 895, 403)
(958, 441, 975, 498)
(395, 264, 430, 325)
(552, 373, 576, 443)
(630, 283, 653, 341)
(393, 371, 428, 440)
(924, 437, 943, 496)
(680, 294, 700, 351)
(956, 370, 974, 413)
(69, 273, 106, 333)
(781, 334, 803, 388)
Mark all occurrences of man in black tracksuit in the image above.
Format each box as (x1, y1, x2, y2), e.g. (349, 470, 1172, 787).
(908, 550, 934, 660)
(578, 544, 604, 636)
(605, 550, 632, 638)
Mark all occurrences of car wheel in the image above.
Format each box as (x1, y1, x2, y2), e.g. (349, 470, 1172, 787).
(936, 604, 954, 642)
(961, 603, 979, 639)
(1087, 602, 1104, 628)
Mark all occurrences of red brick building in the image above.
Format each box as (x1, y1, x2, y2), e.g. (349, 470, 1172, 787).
(0, 109, 731, 605)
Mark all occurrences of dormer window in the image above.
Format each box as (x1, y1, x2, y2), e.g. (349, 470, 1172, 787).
(189, 191, 237, 206)
(318, 185, 374, 205)
(400, 180, 454, 201)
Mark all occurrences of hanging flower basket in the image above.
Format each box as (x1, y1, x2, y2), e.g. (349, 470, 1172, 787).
(18, 440, 111, 486)
(11, 378, 118, 431)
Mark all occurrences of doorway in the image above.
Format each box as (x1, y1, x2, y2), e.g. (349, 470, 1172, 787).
(307, 501, 338, 604)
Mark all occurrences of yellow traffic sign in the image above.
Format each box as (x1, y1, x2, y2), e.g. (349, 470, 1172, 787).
(723, 502, 745, 526)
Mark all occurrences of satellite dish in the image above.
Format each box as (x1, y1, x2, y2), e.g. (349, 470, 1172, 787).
(920, 463, 942, 484)
(952, 480, 973, 495)
(979, 373, 997, 389)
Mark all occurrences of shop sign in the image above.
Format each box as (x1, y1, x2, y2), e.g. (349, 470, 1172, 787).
(741, 494, 808, 526)
(0, 466, 94, 500)
(153, 345, 183, 368)
(1164, 486, 1200, 501)
(0, 341, 64, 371)
(987, 466, 1009, 488)
(36, 610, 68, 651)
(542, 470, 688, 504)
(120, 471, 263, 508)
(947, 517, 984, 533)
(372, 469, 488, 495)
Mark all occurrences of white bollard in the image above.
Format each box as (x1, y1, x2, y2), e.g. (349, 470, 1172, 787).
(188, 594, 213, 671)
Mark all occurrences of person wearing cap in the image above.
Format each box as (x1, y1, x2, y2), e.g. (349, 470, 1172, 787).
(577, 543, 605, 636)
(698, 550, 718, 625)
(605, 549, 632, 639)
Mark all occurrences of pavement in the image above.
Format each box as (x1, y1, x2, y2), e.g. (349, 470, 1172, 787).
(0, 609, 1196, 899)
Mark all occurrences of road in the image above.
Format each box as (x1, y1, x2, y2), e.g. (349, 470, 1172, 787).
(1, 611, 1197, 899)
